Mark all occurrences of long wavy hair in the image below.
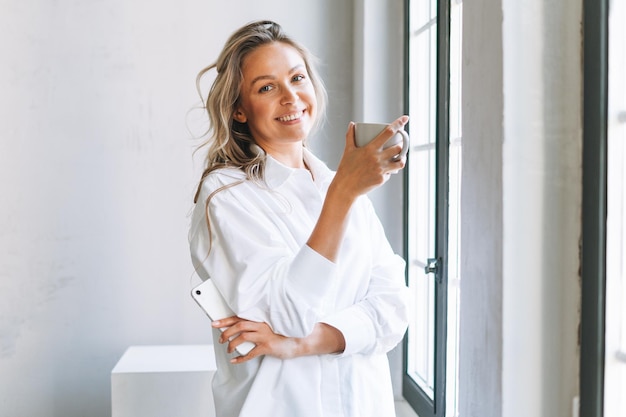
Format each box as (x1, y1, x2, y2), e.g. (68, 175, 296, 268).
(193, 20, 328, 203)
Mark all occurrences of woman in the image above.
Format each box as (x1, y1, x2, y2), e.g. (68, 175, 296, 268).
(189, 20, 409, 417)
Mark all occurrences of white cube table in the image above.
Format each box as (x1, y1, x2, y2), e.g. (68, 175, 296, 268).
(111, 345, 216, 417)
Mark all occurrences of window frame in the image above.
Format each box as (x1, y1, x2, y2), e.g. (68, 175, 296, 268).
(580, 0, 608, 415)
(402, 0, 452, 415)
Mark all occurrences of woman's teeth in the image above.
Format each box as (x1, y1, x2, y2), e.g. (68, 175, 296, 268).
(278, 112, 302, 122)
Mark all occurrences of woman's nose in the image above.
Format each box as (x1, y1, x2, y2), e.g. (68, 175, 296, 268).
(280, 85, 298, 104)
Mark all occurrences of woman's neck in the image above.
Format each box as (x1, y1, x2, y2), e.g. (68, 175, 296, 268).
(261, 143, 306, 169)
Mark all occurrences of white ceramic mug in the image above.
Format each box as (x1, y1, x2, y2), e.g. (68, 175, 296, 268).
(354, 122, 410, 160)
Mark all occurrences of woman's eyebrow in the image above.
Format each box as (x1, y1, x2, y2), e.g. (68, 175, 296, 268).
(251, 74, 276, 86)
(250, 65, 306, 86)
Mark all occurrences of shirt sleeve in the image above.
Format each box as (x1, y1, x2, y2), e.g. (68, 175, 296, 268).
(320, 200, 409, 356)
(189, 175, 336, 338)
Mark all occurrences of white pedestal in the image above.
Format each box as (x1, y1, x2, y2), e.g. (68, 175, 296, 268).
(111, 345, 216, 417)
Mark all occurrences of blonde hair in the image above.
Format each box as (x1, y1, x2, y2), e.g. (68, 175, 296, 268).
(193, 20, 328, 203)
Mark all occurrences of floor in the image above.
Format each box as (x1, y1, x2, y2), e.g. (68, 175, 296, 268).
(395, 400, 419, 417)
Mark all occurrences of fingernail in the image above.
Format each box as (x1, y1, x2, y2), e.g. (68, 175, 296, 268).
(212, 320, 220, 326)
(401, 115, 409, 124)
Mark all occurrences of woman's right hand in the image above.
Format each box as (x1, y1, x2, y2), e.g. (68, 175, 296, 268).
(214, 316, 300, 363)
(331, 115, 409, 202)
(306, 115, 409, 262)
(214, 317, 346, 364)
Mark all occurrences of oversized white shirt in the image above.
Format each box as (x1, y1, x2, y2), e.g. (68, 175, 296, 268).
(188, 148, 409, 417)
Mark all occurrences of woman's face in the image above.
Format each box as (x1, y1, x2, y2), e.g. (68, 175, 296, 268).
(234, 42, 317, 150)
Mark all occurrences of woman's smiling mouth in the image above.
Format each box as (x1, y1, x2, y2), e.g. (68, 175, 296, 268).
(277, 110, 304, 122)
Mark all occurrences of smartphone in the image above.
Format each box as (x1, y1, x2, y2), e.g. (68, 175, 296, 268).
(191, 279, 255, 356)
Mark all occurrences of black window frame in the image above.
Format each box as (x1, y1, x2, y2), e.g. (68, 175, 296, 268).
(402, 0, 452, 416)
(580, 0, 608, 416)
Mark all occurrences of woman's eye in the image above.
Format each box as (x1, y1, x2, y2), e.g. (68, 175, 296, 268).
(292, 74, 305, 82)
(259, 85, 273, 93)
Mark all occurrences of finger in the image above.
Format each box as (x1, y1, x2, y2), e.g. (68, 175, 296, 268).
(220, 330, 246, 347)
(372, 115, 409, 150)
(221, 319, 267, 344)
(211, 316, 242, 328)
(394, 114, 409, 127)
(389, 115, 409, 131)
(229, 346, 262, 364)
(391, 155, 407, 168)
(388, 157, 406, 172)
(371, 116, 410, 149)
(344, 122, 357, 151)
(226, 334, 246, 354)
(369, 124, 397, 149)
(226, 326, 260, 352)
(218, 321, 248, 342)
(382, 142, 405, 161)
(220, 322, 248, 342)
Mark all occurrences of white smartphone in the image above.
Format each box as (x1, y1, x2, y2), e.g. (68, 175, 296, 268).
(191, 279, 255, 356)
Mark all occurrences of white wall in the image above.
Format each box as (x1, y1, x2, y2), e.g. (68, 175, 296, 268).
(459, 0, 583, 416)
(0, 1, 355, 416)
(501, 0, 582, 415)
(459, 0, 504, 415)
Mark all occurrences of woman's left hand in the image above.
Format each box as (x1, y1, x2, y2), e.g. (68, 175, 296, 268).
(212, 316, 300, 364)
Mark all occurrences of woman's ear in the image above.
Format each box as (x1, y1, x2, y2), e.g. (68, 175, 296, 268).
(233, 109, 247, 123)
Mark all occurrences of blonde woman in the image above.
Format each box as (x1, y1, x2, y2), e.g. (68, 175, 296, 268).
(189, 20, 409, 417)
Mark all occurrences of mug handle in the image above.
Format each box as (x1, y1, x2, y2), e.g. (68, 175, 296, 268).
(394, 130, 410, 161)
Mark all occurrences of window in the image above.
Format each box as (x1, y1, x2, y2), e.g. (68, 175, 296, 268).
(403, 1, 462, 416)
(405, 0, 439, 405)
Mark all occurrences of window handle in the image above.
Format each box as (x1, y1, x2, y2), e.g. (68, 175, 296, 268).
(425, 257, 443, 283)
(425, 257, 439, 274)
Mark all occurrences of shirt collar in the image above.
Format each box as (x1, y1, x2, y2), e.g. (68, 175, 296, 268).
(264, 147, 334, 189)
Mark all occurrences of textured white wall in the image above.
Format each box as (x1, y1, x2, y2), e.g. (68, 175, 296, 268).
(502, 0, 582, 415)
(459, 0, 504, 415)
(0, 1, 353, 416)
(460, 0, 582, 416)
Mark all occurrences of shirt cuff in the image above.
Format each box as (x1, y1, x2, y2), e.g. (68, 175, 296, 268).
(321, 305, 376, 356)
(287, 245, 336, 306)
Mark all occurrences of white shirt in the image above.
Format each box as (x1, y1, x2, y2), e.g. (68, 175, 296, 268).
(189, 149, 408, 417)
